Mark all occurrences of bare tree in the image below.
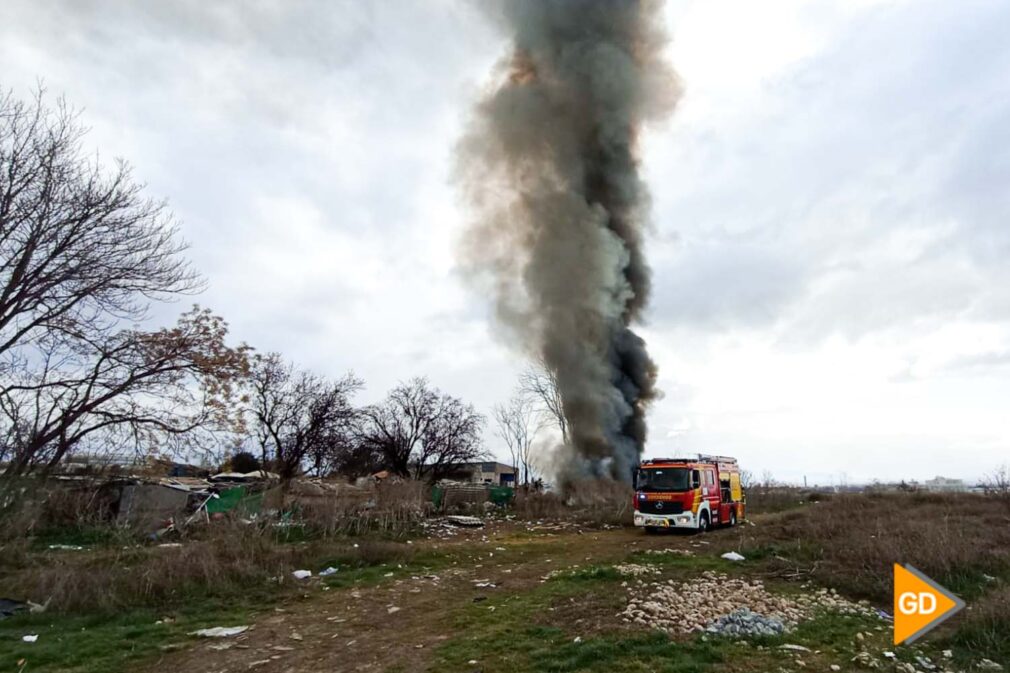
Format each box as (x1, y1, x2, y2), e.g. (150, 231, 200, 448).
(518, 356, 568, 444)
(1, 307, 250, 475)
(0, 88, 226, 474)
(493, 393, 545, 487)
(982, 464, 1010, 505)
(357, 377, 485, 482)
(246, 353, 362, 479)
(0, 89, 201, 363)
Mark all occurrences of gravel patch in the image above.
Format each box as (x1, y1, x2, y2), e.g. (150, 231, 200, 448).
(620, 571, 877, 635)
(615, 563, 660, 577)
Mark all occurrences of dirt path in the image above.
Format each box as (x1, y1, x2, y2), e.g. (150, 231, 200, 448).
(140, 524, 704, 673)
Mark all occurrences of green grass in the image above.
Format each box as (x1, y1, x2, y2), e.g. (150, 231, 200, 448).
(431, 561, 737, 673)
(320, 549, 456, 589)
(0, 602, 253, 673)
(27, 524, 133, 550)
(938, 565, 1010, 601)
(523, 629, 724, 673)
(626, 551, 730, 574)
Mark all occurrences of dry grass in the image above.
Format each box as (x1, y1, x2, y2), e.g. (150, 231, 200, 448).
(512, 479, 633, 526)
(745, 486, 827, 515)
(742, 492, 1010, 601)
(0, 477, 427, 614)
(295, 480, 431, 537)
(2, 523, 418, 614)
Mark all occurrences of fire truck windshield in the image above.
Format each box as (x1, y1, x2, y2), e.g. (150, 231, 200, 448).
(636, 467, 691, 492)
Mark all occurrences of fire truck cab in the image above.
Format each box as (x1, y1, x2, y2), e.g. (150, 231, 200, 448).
(632, 454, 745, 532)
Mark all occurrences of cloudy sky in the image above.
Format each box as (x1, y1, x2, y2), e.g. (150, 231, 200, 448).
(3, 0, 1008, 484)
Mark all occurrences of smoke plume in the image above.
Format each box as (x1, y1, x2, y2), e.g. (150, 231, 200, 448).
(456, 0, 680, 481)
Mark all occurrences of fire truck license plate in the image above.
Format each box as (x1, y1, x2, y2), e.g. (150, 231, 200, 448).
(645, 517, 669, 527)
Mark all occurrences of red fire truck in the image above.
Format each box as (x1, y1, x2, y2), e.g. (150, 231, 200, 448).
(632, 454, 745, 532)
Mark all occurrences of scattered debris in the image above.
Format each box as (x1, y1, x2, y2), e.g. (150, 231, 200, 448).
(47, 544, 84, 551)
(978, 660, 1004, 672)
(851, 651, 881, 669)
(721, 552, 746, 562)
(22, 635, 38, 643)
(291, 570, 312, 580)
(0, 599, 27, 620)
(387, 606, 401, 614)
(189, 626, 250, 638)
(779, 644, 811, 652)
(444, 515, 484, 528)
(644, 548, 694, 557)
(319, 567, 339, 577)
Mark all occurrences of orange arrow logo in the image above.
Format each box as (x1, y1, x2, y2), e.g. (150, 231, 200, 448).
(893, 563, 965, 645)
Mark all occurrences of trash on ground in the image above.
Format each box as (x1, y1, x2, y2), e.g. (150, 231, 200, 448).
(319, 567, 339, 577)
(0, 599, 27, 620)
(189, 626, 250, 638)
(444, 515, 484, 528)
(291, 570, 312, 580)
(22, 634, 38, 643)
(721, 551, 745, 562)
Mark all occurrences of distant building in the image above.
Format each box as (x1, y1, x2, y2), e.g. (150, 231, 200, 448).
(451, 461, 516, 486)
(923, 476, 967, 493)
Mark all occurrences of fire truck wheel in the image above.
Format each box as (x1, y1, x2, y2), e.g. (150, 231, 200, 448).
(698, 511, 710, 533)
(728, 510, 737, 527)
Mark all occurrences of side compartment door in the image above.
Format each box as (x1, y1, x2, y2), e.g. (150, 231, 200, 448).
(704, 469, 720, 520)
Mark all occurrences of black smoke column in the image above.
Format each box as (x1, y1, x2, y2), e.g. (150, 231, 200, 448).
(457, 0, 680, 482)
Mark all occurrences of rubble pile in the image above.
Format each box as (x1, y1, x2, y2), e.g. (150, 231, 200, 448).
(620, 571, 877, 635)
(705, 609, 785, 637)
(615, 563, 660, 577)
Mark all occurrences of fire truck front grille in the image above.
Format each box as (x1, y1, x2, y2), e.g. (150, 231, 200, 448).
(639, 500, 684, 515)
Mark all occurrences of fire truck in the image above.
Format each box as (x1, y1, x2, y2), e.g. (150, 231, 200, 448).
(632, 454, 745, 532)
